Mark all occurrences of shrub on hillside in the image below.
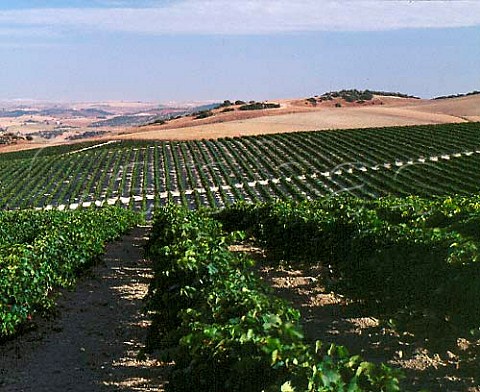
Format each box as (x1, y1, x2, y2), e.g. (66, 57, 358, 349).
(194, 110, 214, 119)
(239, 102, 281, 111)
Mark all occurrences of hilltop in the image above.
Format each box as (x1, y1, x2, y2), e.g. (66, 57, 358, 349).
(1, 90, 479, 152)
(118, 91, 480, 141)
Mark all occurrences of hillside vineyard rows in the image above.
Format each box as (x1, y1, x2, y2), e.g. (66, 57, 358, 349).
(4, 121, 480, 391)
(1, 122, 480, 217)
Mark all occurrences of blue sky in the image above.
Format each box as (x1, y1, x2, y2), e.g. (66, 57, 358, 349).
(0, 1, 479, 102)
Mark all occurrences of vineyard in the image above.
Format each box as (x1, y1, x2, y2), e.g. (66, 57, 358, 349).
(144, 204, 402, 391)
(0, 122, 480, 217)
(144, 196, 480, 391)
(2, 121, 480, 390)
(0, 207, 140, 337)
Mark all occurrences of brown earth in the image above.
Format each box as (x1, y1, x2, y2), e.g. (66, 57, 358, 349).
(119, 105, 466, 141)
(1, 228, 479, 391)
(0, 226, 171, 392)
(257, 262, 480, 391)
(115, 94, 480, 141)
(1, 94, 479, 154)
(229, 243, 480, 391)
(408, 95, 480, 118)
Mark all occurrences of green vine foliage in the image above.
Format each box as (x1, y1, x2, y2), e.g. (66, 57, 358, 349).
(0, 207, 141, 337)
(216, 195, 480, 337)
(145, 204, 402, 391)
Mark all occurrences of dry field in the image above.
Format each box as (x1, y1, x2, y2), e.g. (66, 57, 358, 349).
(407, 95, 480, 122)
(118, 105, 465, 141)
(1, 94, 479, 153)
(115, 94, 480, 141)
(0, 101, 162, 153)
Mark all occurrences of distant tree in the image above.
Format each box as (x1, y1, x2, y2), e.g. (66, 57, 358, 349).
(360, 90, 374, 100)
(194, 110, 214, 119)
(151, 119, 166, 125)
(434, 90, 480, 100)
(344, 95, 355, 103)
(218, 100, 233, 108)
(239, 102, 280, 111)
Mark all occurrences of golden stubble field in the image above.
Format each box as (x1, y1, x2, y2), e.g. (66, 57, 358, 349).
(114, 94, 480, 141)
(1, 94, 479, 153)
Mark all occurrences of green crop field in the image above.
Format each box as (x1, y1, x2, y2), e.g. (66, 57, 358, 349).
(0, 207, 140, 337)
(143, 196, 480, 391)
(1, 122, 480, 218)
(2, 122, 480, 390)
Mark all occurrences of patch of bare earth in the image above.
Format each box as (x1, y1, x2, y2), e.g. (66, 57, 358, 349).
(2, 95, 479, 154)
(0, 226, 171, 391)
(113, 95, 480, 142)
(232, 243, 480, 392)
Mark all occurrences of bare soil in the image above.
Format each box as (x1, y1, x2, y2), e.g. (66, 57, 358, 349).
(0, 226, 171, 392)
(409, 95, 480, 117)
(111, 95, 480, 141)
(124, 106, 462, 141)
(1, 230, 479, 391)
(230, 243, 480, 391)
(258, 263, 480, 391)
(1, 95, 479, 154)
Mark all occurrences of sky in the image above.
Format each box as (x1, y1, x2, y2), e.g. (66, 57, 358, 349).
(0, 0, 479, 102)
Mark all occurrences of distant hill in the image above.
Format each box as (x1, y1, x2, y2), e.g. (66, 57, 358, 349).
(315, 89, 419, 102)
(0, 108, 113, 118)
(409, 93, 480, 120)
(433, 90, 480, 100)
(90, 114, 157, 128)
(0, 109, 38, 118)
(142, 103, 221, 126)
(40, 108, 114, 117)
(124, 92, 479, 142)
(1, 91, 479, 153)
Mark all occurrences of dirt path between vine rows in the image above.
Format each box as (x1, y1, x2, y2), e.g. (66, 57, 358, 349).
(257, 263, 480, 392)
(0, 226, 171, 391)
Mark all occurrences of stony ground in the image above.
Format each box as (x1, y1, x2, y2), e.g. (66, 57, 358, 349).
(0, 226, 171, 392)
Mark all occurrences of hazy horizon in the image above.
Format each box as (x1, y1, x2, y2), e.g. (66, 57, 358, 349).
(1, 1, 479, 102)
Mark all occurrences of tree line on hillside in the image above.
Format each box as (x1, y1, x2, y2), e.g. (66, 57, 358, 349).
(433, 90, 480, 100)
